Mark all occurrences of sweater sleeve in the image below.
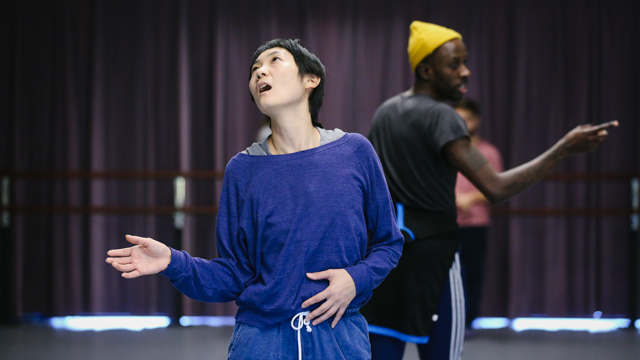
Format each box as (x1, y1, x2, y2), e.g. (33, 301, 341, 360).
(344, 135, 404, 295)
(160, 159, 254, 302)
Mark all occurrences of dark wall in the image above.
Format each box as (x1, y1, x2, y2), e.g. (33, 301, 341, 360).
(2, 0, 639, 319)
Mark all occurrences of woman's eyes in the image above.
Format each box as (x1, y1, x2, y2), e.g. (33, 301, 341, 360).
(252, 56, 281, 73)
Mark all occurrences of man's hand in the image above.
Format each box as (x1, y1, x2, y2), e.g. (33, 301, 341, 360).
(557, 121, 619, 156)
(445, 120, 619, 205)
(301, 269, 356, 328)
(106, 235, 172, 279)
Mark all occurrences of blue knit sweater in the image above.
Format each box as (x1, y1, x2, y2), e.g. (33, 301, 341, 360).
(160, 133, 403, 328)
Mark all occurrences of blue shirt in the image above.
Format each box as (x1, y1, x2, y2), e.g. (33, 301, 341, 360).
(161, 132, 403, 328)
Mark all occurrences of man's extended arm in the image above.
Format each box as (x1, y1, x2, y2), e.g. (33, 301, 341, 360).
(443, 121, 618, 204)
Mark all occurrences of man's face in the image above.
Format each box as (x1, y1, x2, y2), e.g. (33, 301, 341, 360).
(249, 47, 310, 117)
(422, 39, 470, 102)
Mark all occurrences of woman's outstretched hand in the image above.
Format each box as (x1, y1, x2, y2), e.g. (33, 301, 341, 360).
(106, 235, 172, 279)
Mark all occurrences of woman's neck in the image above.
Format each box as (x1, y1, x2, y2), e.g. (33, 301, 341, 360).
(268, 113, 320, 155)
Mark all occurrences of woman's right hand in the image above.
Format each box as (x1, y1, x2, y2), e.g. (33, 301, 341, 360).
(106, 235, 172, 279)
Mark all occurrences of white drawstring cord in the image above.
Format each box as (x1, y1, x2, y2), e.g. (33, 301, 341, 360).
(290, 311, 312, 360)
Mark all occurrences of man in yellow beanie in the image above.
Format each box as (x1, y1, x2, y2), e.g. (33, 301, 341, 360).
(361, 21, 617, 360)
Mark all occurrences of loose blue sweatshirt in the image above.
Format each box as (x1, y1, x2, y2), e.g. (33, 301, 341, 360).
(160, 132, 403, 328)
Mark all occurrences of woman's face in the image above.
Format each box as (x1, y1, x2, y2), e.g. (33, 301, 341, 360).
(249, 47, 310, 117)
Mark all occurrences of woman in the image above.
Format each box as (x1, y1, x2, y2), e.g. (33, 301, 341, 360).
(106, 38, 403, 360)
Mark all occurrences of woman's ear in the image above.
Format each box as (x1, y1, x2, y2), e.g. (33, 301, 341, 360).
(304, 74, 321, 90)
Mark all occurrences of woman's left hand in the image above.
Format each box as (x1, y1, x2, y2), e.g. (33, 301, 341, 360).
(302, 269, 356, 328)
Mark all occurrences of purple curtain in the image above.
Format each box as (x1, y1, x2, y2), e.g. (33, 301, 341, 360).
(2, 0, 639, 320)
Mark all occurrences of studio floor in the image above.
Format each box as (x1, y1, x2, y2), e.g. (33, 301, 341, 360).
(1, 323, 639, 360)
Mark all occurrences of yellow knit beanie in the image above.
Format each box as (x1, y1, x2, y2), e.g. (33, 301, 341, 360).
(408, 21, 462, 72)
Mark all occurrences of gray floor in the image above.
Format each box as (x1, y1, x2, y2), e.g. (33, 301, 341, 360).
(1, 324, 639, 359)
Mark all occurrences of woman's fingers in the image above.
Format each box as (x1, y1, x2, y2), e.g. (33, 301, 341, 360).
(310, 305, 338, 326)
(111, 262, 135, 272)
(331, 307, 347, 329)
(106, 247, 132, 257)
(121, 270, 141, 279)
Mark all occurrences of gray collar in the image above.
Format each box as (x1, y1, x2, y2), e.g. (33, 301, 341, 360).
(243, 127, 345, 155)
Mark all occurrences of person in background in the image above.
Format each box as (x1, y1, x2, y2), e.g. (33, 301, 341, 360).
(453, 99, 502, 336)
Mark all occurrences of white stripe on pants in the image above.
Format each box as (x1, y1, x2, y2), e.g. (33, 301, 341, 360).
(448, 253, 465, 360)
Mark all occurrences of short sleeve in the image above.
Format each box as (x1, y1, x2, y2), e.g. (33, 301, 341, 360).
(426, 104, 470, 156)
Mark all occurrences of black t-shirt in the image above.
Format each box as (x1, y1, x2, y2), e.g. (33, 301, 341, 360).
(368, 92, 469, 236)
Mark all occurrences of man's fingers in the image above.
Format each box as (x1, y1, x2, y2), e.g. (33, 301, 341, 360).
(590, 121, 619, 132)
(587, 132, 608, 141)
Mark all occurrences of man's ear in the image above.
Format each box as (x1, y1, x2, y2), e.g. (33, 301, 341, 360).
(416, 63, 432, 82)
(304, 74, 321, 90)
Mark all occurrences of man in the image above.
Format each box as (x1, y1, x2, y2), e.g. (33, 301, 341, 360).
(107, 38, 403, 360)
(361, 21, 617, 360)
(453, 99, 503, 335)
